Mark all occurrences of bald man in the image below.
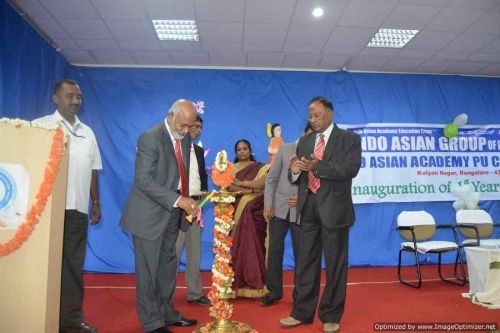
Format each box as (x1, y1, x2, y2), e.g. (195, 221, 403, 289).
(120, 100, 199, 333)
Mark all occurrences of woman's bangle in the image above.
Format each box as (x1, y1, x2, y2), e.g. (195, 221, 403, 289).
(93, 200, 100, 205)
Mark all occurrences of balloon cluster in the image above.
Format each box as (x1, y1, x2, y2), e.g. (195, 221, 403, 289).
(451, 184, 480, 211)
(444, 113, 468, 138)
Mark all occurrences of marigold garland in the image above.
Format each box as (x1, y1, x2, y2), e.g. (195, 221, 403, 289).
(208, 203, 237, 318)
(201, 151, 258, 332)
(0, 127, 65, 257)
(203, 203, 259, 332)
(211, 162, 235, 189)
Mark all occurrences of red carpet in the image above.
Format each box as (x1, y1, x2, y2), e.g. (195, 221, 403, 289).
(83, 265, 499, 333)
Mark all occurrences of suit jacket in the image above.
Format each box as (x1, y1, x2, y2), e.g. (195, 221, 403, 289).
(193, 144, 208, 192)
(264, 142, 299, 222)
(294, 124, 361, 229)
(120, 123, 192, 240)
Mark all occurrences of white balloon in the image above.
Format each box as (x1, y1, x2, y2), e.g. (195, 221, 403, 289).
(462, 184, 472, 195)
(451, 185, 464, 196)
(465, 191, 480, 209)
(453, 199, 465, 211)
(453, 113, 468, 127)
(465, 199, 477, 210)
(451, 184, 472, 200)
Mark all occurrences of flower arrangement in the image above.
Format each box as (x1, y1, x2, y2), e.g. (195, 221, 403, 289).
(198, 151, 258, 333)
(211, 150, 234, 189)
(212, 206, 235, 290)
(0, 117, 64, 131)
(207, 201, 236, 319)
(0, 121, 65, 256)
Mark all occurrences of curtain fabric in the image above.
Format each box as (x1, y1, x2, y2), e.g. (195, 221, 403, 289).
(2, 0, 499, 273)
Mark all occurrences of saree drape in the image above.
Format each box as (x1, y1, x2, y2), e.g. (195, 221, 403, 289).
(231, 162, 270, 298)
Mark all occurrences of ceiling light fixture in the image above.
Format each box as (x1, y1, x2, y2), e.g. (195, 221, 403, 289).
(152, 20, 199, 41)
(312, 7, 324, 18)
(367, 28, 419, 48)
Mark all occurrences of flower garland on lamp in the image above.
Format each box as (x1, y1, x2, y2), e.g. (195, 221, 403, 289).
(211, 150, 234, 189)
(0, 121, 65, 257)
(195, 151, 256, 333)
(207, 203, 235, 319)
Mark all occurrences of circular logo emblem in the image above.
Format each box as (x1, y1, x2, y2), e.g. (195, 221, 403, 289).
(0, 167, 17, 211)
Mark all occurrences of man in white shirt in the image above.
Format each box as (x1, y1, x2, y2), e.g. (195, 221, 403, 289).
(33, 79, 102, 333)
(175, 114, 210, 306)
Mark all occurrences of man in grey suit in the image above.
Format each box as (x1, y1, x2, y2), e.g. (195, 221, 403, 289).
(261, 123, 312, 307)
(120, 99, 199, 333)
(280, 97, 361, 333)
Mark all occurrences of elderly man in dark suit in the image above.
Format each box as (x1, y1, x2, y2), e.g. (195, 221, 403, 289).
(280, 97, 362, 333)
(120, 99, 199, 333)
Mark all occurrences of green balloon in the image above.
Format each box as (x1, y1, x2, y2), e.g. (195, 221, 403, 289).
(444, 123, 458, 138)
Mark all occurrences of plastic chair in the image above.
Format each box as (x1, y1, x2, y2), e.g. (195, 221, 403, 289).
(454, 209, 500, 278)
(455, 209, 500, 249)
(397, 210, 466, 288)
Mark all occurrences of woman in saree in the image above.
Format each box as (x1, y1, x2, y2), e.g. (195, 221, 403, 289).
(228, 139, 270, 298)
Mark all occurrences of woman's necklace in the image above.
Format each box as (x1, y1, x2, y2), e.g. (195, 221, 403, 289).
(236, 160, 252, 171)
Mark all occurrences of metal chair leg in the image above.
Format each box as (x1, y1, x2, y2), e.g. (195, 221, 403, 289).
(398, 249, 422, 288)
(453, 247, 468, 283)
(438, 251, 466, 286)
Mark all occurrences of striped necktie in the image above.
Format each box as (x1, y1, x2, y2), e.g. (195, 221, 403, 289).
(308, 134, 325, 193)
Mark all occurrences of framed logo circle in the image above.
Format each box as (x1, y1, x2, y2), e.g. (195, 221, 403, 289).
(0, 167, 17, 211)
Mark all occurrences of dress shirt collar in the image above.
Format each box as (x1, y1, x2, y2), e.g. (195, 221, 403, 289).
(54, 110, 82, 128)
(54, 110, 85, 137)
(316, 122, 334, 143)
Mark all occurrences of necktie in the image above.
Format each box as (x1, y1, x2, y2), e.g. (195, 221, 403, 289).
(175, 139, 188, 196)
(308, 134, 325, 193)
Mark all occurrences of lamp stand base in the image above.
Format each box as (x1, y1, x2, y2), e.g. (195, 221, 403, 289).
(194, 319, 253, 333)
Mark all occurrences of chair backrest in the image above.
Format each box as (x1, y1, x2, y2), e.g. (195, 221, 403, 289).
(397, 211, 436, 241)
(456, 209, 493, 238)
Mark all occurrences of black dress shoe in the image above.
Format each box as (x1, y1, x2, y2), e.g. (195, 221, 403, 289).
(188, 295, 212, 306)
(169, 317, 197, 327)
(62, 322, 98, 333)
(260, 295, 280, 307)
(147, 327, 171, 333)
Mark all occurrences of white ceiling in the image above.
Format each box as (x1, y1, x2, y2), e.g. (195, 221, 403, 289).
(7, 0, 500, 76)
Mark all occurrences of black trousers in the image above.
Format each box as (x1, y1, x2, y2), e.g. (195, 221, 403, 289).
(265, 215, 300, 300)
(291, 193, 349, 324)
(60, 210, 89, 328)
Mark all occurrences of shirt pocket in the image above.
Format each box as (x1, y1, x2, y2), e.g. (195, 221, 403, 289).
(72, 137, 95, 162)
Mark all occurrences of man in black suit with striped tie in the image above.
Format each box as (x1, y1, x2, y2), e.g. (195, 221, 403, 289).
(280, 96, 362, 333)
